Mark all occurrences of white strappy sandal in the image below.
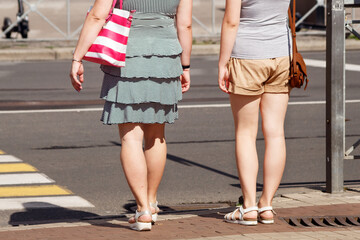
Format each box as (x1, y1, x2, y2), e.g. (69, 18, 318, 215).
(129, 210, 152, 231)
(258, 206, 277, 224)
(150, 201, 159, 224)
(224, 206, 258, 225)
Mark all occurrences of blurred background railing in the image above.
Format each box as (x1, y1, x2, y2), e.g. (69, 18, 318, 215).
(0, 0, 359, 41)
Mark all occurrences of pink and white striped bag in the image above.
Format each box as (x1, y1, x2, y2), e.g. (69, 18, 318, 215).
(83, 0, 133, 67)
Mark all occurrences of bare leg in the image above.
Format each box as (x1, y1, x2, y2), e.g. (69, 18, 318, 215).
(143, 123, 166, 214)
(118, 123, 151, 223)
(230, 94, 261, 219)
(258, 93, 289, 218)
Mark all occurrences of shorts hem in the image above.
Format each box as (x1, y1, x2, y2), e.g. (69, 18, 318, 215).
(228, 83, 264, 96)
(263, 86, 291, 94)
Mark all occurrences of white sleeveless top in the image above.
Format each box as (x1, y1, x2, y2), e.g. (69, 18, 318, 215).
(231, 0, 292, 59)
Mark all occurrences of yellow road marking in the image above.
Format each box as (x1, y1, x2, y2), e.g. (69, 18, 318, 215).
(0, 185, 73, 197)
(0, 163, 37, 173)
(0, 150, 5, 154)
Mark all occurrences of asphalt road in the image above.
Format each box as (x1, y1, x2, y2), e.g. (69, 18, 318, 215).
(0, 51, 359, 227)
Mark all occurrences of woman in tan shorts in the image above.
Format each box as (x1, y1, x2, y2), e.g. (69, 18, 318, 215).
(218, 0, 292, 225)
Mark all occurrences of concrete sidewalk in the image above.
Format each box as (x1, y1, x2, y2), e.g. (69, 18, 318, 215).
(0, 187, 359, 240)
(0, 35, 360, 61)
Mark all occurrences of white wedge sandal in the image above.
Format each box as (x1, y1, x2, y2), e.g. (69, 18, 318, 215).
(129, 210, 152, 231)
(224, 206, 258, 225)
(150, 201, 160, 224)
(258, 206, 276, 224)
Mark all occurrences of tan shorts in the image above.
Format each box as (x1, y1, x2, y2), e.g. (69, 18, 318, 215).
(227, 56, 291, 95)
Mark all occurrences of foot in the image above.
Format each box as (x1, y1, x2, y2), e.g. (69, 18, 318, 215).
(128, 210, 152, 231)
(224, 205, 258, 225)
(150, 201, 160, 223)
(258, 206, 276, 224)
(128, 214, 152, 224)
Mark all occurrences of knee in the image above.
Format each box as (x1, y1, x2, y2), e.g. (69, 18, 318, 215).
(262, 122, 284, 139)
(119, 131, 144, 147)
(263, 126, 284, 139)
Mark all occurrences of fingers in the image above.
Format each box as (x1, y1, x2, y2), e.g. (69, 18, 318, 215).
(218, 76, 230, 94)
(218, 81, 229, 93)
(182, 82, 190, 93)
(78, 64, 84, 83)
(70, 72, 82, 92)
(218, 67, 230, 94)
(70, 62, 83, 92)
(78, 73, 84, 85)
(180, 71, 191, 93)
(181, 76, 190, 93)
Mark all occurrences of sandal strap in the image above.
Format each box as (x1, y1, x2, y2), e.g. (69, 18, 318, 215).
(224, 208, 239, 221)
(231, 208, 239, 221)
(238, 206, 258, 221)
(150, 201, 158, 209)
(240, 205, 258, 214)
(135, 210, 151, 220)
(258, 206, 276, 215)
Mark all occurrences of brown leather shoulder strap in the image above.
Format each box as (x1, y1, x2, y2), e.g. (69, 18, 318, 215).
(288, 0, 297, 75)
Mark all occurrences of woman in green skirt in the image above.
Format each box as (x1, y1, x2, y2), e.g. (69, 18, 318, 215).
(70, 0, 192, 231)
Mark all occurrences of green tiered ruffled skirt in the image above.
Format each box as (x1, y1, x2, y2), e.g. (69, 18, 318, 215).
(100, 12, 183, 124)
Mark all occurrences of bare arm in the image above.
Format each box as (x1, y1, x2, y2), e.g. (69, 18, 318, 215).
(218, 0, 241, 93)
(73, 0, 113, 61)
(70, 0, 113, 92)
(176, 0, 192, 93)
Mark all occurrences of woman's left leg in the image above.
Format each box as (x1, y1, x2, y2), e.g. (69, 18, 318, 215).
(118, 123, 152, 225)
(143, 123, 167, 212)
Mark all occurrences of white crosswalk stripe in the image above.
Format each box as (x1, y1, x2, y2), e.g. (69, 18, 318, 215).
(0, 196, 94, 210)
(0, 173, 55, 186)
(0, 155, 22, 163)
(0, 153, 94, 210)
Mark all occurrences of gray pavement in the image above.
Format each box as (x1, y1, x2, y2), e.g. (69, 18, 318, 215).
(1, 36, 360, 61)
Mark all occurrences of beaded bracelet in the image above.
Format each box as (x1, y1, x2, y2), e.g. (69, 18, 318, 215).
(72, 58, 83, 63)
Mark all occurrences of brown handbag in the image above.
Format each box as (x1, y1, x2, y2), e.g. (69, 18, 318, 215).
(288, 0, 309, 89)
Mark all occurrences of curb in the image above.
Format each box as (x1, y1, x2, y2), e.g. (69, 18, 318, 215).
(0, 38, 359, 61)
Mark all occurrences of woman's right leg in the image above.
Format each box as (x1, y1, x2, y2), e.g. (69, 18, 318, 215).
(230, 94, 261, 219)
(143, 123, 167, 215)
(258, 93, 288, 219)
(118, 123, 151, 223)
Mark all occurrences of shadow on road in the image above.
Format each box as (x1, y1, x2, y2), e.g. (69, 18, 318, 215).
(167, 153, 239, 180)
(9, 202, 98, 226)
(7, 202, 126, 230)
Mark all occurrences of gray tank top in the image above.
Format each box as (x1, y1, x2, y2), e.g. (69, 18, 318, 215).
(231, 0, 292, 59)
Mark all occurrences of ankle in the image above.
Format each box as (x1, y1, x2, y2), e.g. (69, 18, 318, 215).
(148, 196, 157, 203)
(241, 205, 258, 219)
(258, 198, 272, 208)
(137, 204, 150, 213)
(243, 200, 257, 210)
(149, 201, 159, 214)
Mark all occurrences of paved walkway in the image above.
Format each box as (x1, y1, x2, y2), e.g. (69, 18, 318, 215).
(0, 187, 359, 239)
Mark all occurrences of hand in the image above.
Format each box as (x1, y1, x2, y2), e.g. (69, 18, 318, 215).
(218, 65, 230, 94)
(180, 69, 190, 93)
(69, 61, 84, 92)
